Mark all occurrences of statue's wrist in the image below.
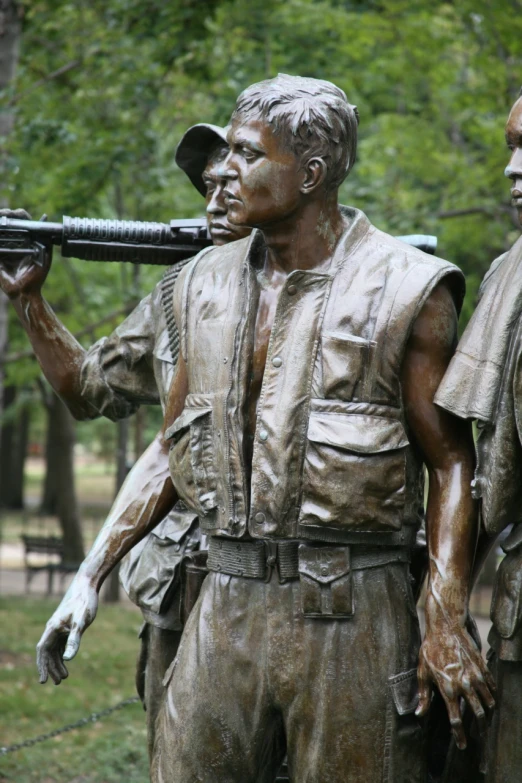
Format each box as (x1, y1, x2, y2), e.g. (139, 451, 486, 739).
(74, 564, 99, 592)
(424, 589, 466, 632)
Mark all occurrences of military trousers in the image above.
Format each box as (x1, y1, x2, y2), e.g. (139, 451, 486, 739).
(485, 653, 522, 783)
(135, 623, 183, 761)
(151, 559, 425, 783)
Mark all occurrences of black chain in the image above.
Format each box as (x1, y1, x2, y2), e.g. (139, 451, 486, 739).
(0, 695, 140, 756)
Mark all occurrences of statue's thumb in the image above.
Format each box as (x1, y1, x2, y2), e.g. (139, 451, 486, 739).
(63, 629, 81, 661)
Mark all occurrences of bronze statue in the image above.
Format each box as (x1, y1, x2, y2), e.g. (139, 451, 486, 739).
(0, 122, 251, 758)
(31, 74, 494, 782)
(435, 90, 522, 783)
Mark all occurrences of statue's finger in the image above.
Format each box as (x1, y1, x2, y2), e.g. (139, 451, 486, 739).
(473, 672, 495, 712)
(415, 659, 431, 716)
(46, 655, 64, 686)
(36, 628, 57, 683)
(464, 689, 487, 735)
(36, 648, 49, 684)
(63, 626, 82, 661)
(444, 697, 466, 751)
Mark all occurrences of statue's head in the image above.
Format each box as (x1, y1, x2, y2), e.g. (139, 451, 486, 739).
(222, 74, 359, 228)
(505, 91, 522, 227)
(175, 123, 251, 245)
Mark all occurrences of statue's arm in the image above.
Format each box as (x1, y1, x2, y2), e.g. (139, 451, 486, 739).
(0, 208, 143, 421)
(36, 354, 188, 685)
(400, 281, 495, 749)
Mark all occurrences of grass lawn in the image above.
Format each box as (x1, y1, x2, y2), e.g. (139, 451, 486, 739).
(0, 597, 148, 783)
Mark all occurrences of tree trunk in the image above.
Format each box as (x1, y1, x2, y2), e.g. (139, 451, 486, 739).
(41, 407, 59, 515)
(104, 418, 130, 602)
(0, 2, 23, 482)
(0, 384, 28, 508)
(10, 397, 29, 508)
(0, 1, 22, 187)
(44, 392, 84, 563)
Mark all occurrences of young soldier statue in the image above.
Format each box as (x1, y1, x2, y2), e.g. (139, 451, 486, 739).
(435, 91, 522, 783)
(36, 75, 494, 782)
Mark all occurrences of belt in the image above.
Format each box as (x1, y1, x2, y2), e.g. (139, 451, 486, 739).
(207, 537, 411, 581)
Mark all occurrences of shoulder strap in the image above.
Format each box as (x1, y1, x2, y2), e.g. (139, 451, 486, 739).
(160, 258, 189, 364)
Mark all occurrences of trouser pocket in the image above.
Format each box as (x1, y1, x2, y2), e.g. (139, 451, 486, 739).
(384, 668, 425, 783)
(180, 551, 209, 626)
(298, 543, 354, 618)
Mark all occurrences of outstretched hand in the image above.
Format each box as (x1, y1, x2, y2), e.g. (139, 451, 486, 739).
(416, 592, 495, 750)
(0, 208, 52, 298)
(36, 576, 98, 685)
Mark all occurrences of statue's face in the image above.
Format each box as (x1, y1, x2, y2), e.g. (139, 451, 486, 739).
(505, 98, 522, 226)
(223, 117, 304, 228)
(203, 158, 251, 246)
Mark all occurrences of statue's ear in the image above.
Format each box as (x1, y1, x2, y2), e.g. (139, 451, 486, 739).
(300, 157, 327, 195)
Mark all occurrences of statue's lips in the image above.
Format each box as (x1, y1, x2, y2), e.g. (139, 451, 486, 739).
(210, 223, 236, 237)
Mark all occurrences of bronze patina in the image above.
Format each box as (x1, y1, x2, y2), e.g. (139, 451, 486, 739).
(0, 122, 252, 760)
(436, 91, 522, 783)
(32, 74, 494, 782)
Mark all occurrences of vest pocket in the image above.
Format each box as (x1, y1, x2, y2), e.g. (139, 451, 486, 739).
(299, 401, 408, 533)
(166, 401, 217, 516)
(320, 332, 376, 400)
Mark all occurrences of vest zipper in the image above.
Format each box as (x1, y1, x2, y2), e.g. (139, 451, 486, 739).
(223, 261, 249, 528)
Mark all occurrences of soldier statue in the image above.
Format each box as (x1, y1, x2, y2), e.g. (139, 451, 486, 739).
(34, 74, 493, 781)
(436, 89, 522, 783)
(0, 122, 251, 757)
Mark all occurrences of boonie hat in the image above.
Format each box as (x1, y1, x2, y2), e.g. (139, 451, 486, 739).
(175, 123, 228, 196)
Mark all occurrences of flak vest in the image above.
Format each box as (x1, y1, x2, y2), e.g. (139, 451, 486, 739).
(167, 207, 464, 545)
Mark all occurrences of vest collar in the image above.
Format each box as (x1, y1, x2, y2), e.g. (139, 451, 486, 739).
(240, 205, 371, 278)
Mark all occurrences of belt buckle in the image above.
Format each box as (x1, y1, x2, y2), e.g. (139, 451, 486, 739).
(264, 541, 278, 582)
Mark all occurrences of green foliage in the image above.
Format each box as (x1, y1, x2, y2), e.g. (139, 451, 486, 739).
(3, 0, 522, 379)
(0, 597, 147, 783)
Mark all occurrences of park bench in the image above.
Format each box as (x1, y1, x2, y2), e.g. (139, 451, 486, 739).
(21, 535, 79, 595)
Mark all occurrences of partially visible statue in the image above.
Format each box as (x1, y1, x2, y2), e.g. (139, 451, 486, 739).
(435, 90, 522, 782)
(35, 74, 493, 782)
(0, 122, 251, 758)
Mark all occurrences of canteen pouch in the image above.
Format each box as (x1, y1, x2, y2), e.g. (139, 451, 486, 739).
(298, 543, 354, 618)
(491, 540, 522, 639)
(180, 551, 209, 626)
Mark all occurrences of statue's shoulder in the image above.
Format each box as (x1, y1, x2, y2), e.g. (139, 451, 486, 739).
(353, 225, 464, 314)
(190, 235, 254, 277)
(368, 226, 460, 277)
(478, 251, 510, 300)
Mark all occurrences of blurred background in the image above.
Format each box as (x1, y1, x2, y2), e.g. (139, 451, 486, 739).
(0, 1, 521, 781)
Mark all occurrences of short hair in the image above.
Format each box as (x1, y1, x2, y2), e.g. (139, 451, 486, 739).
(231, 73, 359, 191)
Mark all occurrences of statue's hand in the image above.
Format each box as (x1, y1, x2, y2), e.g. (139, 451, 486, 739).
(36, 576, 98, 685)
(0, 208, 52, 298)
(416, 592, 495, 750)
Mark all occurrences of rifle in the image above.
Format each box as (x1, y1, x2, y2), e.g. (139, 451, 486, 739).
(0, 214, 437, 266)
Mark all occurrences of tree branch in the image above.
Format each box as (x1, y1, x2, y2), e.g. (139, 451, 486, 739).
(436, 205, 514, 219)
(9, 59, 80, 105)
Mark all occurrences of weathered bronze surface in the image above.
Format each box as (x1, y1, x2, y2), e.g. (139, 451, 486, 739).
(26, 74, 494, 781)
(0, 71, 505, 781)
(0, 123, 253, 760)
(435, 92, 522, 783)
